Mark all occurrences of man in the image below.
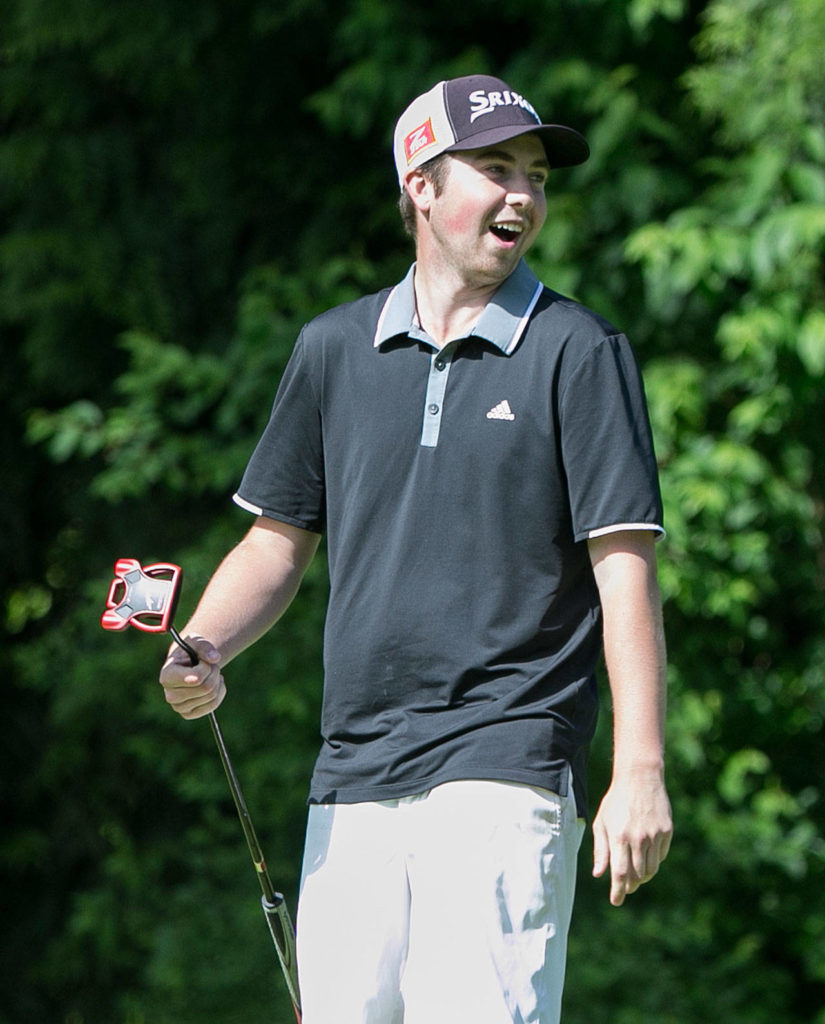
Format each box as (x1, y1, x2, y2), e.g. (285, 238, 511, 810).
(160, 74, 673, 1024)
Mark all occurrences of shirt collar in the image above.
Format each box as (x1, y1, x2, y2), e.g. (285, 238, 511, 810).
(373, 260, 544, 356)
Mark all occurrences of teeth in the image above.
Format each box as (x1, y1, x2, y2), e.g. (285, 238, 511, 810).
(492, 222, 524, 233)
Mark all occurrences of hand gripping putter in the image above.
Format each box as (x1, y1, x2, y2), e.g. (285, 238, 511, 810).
(101, 558, 302, 1021)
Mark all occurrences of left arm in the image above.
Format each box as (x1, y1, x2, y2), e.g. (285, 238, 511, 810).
(588, 530, 673, 906)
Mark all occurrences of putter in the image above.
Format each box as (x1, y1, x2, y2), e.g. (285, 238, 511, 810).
(101, 558, 302, 1021)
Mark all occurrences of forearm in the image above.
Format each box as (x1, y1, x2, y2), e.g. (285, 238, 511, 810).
(599, 551, 667, 776)
(183, 517, 320, 666)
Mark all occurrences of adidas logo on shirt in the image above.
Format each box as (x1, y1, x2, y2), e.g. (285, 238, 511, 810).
(486, 400, 515, 421)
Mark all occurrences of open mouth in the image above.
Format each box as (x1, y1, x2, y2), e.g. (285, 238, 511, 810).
(489, 223, 524, 244)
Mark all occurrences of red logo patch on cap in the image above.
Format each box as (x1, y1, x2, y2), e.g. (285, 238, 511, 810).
(404, 119, 436, 164)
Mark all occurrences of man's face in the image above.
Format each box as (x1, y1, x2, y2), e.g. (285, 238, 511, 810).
(418, 132, 549, 288)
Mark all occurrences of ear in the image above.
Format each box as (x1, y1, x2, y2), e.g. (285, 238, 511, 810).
(404, 168, 435, 215)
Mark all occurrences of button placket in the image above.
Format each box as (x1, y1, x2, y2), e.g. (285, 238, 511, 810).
(420, 348, 453, 448)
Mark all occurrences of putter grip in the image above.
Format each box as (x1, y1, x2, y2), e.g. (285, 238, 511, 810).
(169, 626, 199, 666)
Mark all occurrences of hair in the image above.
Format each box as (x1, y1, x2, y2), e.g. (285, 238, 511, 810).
(398, 153, 451, 238)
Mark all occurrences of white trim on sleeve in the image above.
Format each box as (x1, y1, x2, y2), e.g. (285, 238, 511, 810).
(232, 493, 264, 516)
(586, 522, 665, 540)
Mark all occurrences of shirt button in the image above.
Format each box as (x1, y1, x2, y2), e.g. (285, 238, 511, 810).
(428, 403, 440, 415)
(435, 358, 446, 371)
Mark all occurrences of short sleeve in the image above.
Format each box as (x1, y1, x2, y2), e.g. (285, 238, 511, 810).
(559, 334, 663, 542)
(233, 330, 326, 532)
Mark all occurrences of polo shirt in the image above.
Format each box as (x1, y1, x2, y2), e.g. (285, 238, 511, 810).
(234, 260, 663, 816)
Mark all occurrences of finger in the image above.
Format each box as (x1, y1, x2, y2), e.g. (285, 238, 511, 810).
(638, 829, 673, 884)
(160, 658, 209, 691)
(592, 818, 609, 879)
(177, 690, 222, 720)
(162, 660, 219, 700)
(630, 839, 653, 884)
(659, 829, 673, 863)
(640, 846, 657, 883)
(609, 846, 632, 906)
(622, 836, 668, 898)
(165, 667, 225, 719)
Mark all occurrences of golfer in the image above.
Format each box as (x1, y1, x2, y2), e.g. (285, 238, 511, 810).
(160, 73, 673, 1024)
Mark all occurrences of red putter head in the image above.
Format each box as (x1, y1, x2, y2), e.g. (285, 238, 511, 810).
(101, 558, 183, 634)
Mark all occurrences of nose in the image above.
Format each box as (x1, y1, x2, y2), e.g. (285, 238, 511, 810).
(504, 171, 537, 209)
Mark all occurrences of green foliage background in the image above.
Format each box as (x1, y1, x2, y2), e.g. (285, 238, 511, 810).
(2, 0, 824, 1021)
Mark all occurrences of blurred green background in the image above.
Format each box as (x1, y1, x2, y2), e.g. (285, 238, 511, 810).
(2, 0, 824, 1020)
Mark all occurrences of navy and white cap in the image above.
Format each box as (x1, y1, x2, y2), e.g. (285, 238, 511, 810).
(393, 74, 589, 188)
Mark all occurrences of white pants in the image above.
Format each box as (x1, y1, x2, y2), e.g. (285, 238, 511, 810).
(296, 778, 585, 1024)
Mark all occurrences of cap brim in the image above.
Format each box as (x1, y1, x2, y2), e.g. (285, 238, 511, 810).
(445, 123, 589, 169)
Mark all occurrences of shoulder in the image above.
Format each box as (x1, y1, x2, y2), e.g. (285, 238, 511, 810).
(524, 286, 649, 403)
(518, 284, 637, 383)
(285, 288, 396, 386)
(301, 287, 394, 344)
(532, 286, 622, 343)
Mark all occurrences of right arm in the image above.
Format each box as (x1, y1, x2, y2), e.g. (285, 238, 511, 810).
(159, 516, 320, 719)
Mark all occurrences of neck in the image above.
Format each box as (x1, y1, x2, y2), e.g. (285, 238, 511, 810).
(412, 259, 499, 350)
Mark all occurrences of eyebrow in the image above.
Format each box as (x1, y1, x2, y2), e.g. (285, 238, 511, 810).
(473, 147, 551, 170)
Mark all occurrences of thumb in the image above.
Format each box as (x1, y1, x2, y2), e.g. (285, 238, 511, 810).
(592, 816, 609, 879)
(165, 634, 221, 668)
(181, 634, 222, 665)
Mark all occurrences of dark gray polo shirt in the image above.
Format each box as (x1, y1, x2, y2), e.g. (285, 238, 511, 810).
(234, 260, 663, 815)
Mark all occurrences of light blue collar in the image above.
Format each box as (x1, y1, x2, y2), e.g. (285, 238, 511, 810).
(374, 260, 544, 355)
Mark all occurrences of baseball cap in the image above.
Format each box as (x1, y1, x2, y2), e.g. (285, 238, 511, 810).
(393, 74, 590, 188)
